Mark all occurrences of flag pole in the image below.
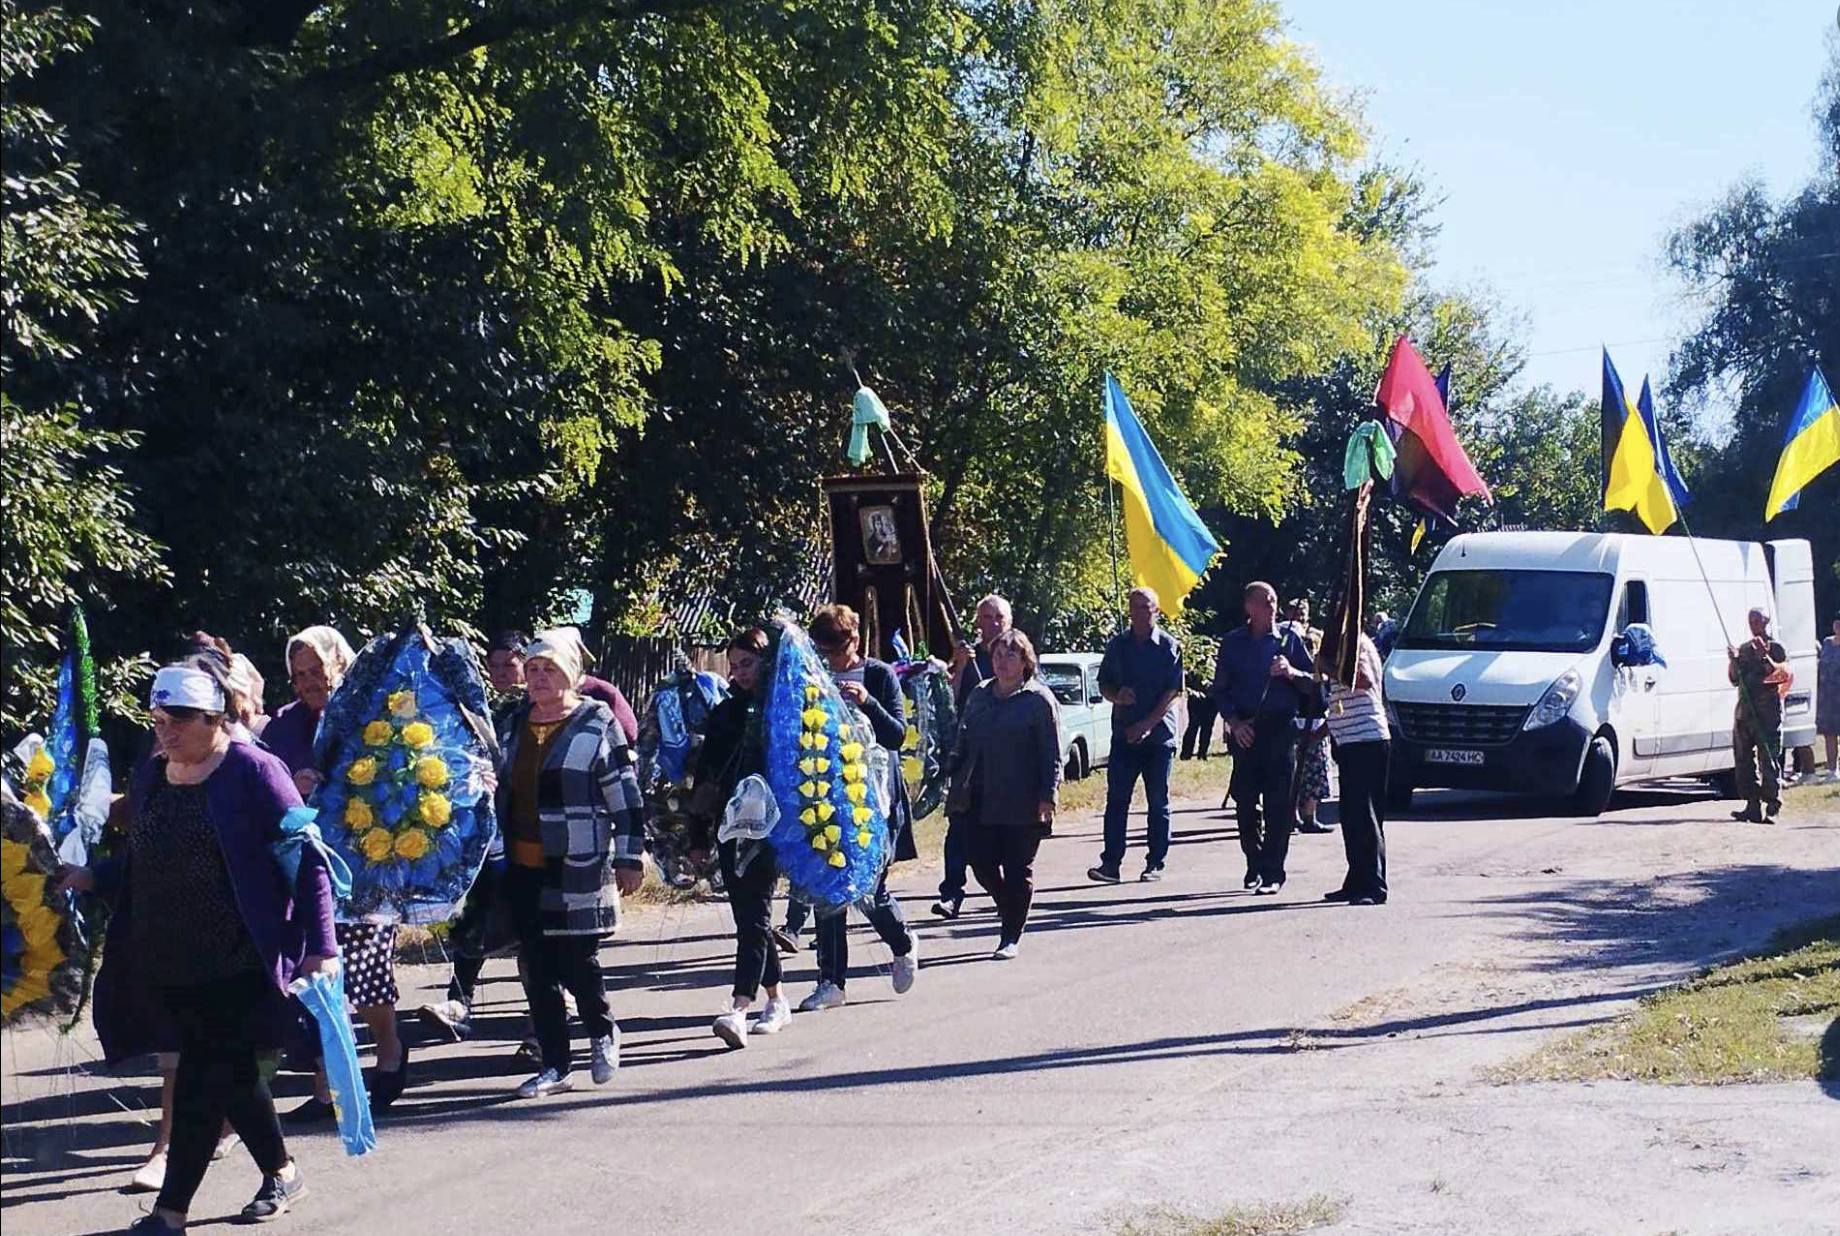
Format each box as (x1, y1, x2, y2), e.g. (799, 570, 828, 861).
(1103, 374, 1124, 617)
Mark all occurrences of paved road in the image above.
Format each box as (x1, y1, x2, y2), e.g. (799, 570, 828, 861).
(5, 781, 1837, 1236)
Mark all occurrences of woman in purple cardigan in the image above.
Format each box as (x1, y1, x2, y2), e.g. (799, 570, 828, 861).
(61, 653, 338, 1234)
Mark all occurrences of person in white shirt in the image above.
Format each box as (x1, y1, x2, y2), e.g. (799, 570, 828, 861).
(1323, 628, 1390, 905)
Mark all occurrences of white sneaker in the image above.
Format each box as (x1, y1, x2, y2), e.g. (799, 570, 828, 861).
(589, 1032, 619, 1084)
(212, 1131, 240, 1162)
(713, 1009, 749, 1049)
(127, 1150, 167, 1193)
(992, 941, 1019, 961)
(753, 996, 792, 1035)
(797, 980, 846, 1012)
(890, 934, 919, 995)
(516, 1068, 574, 1099)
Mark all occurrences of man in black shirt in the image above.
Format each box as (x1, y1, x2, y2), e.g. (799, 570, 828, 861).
(1211, 581, 1315, 894)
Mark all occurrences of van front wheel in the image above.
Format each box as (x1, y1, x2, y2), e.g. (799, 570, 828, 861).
(1572, 736, 1616, 817)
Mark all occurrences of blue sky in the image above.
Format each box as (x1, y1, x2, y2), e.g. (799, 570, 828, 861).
(1285, 1, 1834, 416)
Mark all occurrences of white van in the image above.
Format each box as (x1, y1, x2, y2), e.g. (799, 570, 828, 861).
(1384, 531, 1818, 815)
(1037, 653, 1113, 780)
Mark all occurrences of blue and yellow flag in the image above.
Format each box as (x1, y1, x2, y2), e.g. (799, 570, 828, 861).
(1103, 373, 1220, 612)
(1764, 362, 1839, 521)
(1601, 349, 1689, 534)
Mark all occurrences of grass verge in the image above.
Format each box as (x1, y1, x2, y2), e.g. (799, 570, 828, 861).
(1491, 913, 1840, 1085)
(1105, 1196, 1344, 1236)
(1777, 775, 1840, 822)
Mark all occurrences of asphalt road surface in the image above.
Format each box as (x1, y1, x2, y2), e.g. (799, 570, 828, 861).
(5, 780, 1836, 1236)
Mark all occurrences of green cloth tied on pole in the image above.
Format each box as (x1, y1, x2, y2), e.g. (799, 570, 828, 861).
(847, 385, 892, 465)
(1343, 421, 1396, 490)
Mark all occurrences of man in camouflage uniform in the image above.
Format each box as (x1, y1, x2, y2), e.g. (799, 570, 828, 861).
(1727, 606, 1789, 822)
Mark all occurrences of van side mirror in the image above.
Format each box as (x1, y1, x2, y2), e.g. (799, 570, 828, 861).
(1609, 635, 1631, 668)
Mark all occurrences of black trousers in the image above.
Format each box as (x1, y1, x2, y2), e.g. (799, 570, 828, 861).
(448, 952, 486, 1004)
(719, 840, 782, 999)
(937, 811, 970, 903)
(1229, 722, 1296, 882)
(505, 864, 613, 1074)
(158, 971, 290, 1215)
(1181, 698, 1219, 759)
(815, 868, 912, 988)
(966, 826, 1045, 943)
(1334, 740, 1389, 898)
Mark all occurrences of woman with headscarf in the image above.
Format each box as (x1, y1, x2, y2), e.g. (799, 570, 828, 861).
(698, 628, 795, 1048)
(60, 651, 338, 1232)
(266, 625, 411, 1123)
(495, 629, 648, 1097)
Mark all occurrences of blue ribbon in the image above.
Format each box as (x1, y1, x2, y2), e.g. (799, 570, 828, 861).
(272, 806, 353, 901)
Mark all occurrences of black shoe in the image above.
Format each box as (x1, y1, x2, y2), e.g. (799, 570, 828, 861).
(1139, 865, 1165, 883)
(1322, 888, 1353, 902)
(770, 926, 800, 954)
(1730, 806, 1764, 823)
(1087, 865, 1122, 884)
(369, 1043, 410, 1112)
(281, 1097, 334, 1125)
(1243, 867, 1261, 890)
(125, 1216, 183, 1235)
(241, 1165, 307, 1222)
(1764, 800, 1782, 820)
(929, 898, 962, 920)
(1295, 820, 1333, 834)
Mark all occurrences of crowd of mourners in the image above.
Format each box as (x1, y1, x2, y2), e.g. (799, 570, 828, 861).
(59, 581, 1404, 1235)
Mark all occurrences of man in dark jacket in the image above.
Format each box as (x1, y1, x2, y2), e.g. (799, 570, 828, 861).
(1088, 587, 1184, 884)
(1212, 581, 1315, 895)
(933, 594, 1013, 918)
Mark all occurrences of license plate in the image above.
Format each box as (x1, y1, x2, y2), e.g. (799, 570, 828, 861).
(1426, 748, 1485, 766)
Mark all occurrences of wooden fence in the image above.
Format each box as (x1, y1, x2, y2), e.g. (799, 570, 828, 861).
(595, 636, 730, 709)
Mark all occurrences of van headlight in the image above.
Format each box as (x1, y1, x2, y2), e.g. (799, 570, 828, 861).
(1524, 669, 1582, 731)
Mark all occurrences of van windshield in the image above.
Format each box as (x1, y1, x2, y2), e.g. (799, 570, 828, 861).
(1399, 569, 1614, 653)
(1037, 664, 1085, 707)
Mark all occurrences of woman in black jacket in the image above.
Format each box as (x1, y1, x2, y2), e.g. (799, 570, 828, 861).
(945, 630, 1061, 959)
(699, 628, 794, 1048)
(796, 605, 919, 1012)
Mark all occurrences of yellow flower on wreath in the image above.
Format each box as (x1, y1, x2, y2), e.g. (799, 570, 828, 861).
(400, 721, 435, 749)
(345, 756, 377, 786)
(344, 797, 374, 829)
(23, 789, 52, 820)
(362, 720, 394, 747)
(359, 828, 394, 863)
(387, 690, 418, 719)
(0, 838, 67, 1019)
(393, 829, 431, 860)
(25, 749, 54, 782)
(414, 756, 449, 789)
(418, 793, 451, 828)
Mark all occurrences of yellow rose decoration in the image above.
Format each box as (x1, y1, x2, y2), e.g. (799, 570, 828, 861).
(824, 824, 842, 843)
(856, 830, 871, 847)
(362, 720, 394, 747)
(799, 807, 817, 827)
(360, 828, 394, 863)
(344, 798, 374, 829)
(852, 806, 872, 825)
(0, 839, 25, 880)
(839, 741, 864, 761)
(22, 789, 52, 819)
(809, 734, 829, 751)
(841, 764, 864, 782)
(419, 793, 452, 827)
(345, 756, 377, 786)
(903, 757, 923, 783)
(845, 782, 867, 804)
(816, 802, 835, 822)
(25, 749, 55, 781)
(827, 850, 846, 868)
(804, 684, 821, 701)
(799, 733, 814, 750)
(401, 721, 435, 748)
(799, 780, 817, 798)
(393, 829, 431, 860)
(415, 756, 450, 789)
(810, 835, 828, 851)
(801, 708, 828, 729)
(799, 758, 817, 776)
(388, 690, 418, 719)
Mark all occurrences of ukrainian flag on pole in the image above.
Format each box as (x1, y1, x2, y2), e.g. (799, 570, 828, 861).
(1601, 349, 1690, 534)
(1764, 362, 1840, 520)
(1103, 372, 1220, 612)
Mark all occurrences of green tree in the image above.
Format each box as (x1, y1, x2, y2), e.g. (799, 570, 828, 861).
(1, 2, 166, 730)
(1664, 40, 1840, 621)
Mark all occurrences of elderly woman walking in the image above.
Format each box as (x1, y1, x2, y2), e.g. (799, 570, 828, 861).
(495, 629, 647, 1097)
(267, 626, 411, 1122)
(946, 630, 1062, 960)
(61, 651, 338, 1233)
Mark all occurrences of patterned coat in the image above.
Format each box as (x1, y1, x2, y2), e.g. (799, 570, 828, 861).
(495, 699, 647, 937)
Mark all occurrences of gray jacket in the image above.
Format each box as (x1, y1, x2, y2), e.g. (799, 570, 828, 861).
(946, 678, 1063, 829)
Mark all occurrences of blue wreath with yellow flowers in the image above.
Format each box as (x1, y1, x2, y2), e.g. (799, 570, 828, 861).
(761, 616, 889, 908)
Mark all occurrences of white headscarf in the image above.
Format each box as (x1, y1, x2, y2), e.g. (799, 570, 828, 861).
(524, 627, 587, 687)
(285, 625, 357, 685)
